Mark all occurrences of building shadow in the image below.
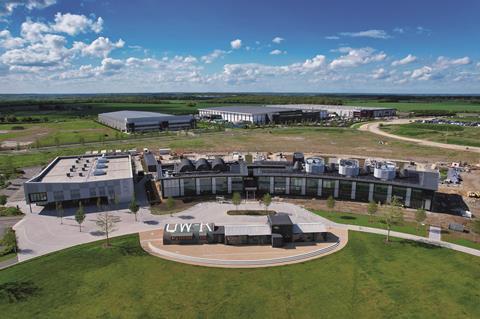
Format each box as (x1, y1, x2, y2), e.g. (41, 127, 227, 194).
(432, 193, 470, 216)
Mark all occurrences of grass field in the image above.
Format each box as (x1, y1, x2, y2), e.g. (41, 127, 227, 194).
(313, 210, 428, 237)
(441, 233, 480, 250)
(381, 123, 480, 147)
(0, 120, 125, 148)
(0, 232, 479, 318)
(1, 125, 479, 171)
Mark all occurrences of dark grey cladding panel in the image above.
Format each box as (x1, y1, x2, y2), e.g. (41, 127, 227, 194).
(45, 184, 53, 191)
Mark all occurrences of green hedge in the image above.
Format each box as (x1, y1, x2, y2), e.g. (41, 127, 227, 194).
(0, 206, 23, 217)
(0, 228, 17, 256)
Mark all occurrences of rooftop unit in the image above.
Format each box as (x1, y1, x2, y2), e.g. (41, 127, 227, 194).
(195, 158, 211, 171)
(305, 157, 325, 174)
(374, 161, 397, 181)
(338, 159, 359, 177)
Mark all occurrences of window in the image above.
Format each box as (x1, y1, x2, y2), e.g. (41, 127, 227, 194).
(257, 177, 270, 193)
(274, 177, 286, 195)
(231, 177, 244, 192)
(290, 178, 304, 195)
(183, 178, 196, 196)
(392, 186, 407, 205)
(322, 179, 335, 198)
(215, 177, 228, 194)
(89, 188, 97, 197)
(338, 180, 352, 200)
(355, 182, 370, 202)
(29, 192, 47, 203)
(306, 178, 319, 196)
(70, 189, 81, 200)
(373, 184, 388, 204)
(198, 178, 212, 195)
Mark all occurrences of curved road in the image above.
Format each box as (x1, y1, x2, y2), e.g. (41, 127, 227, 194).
(359, 118, 480, 154)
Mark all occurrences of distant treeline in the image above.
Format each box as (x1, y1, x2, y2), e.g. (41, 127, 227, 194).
(204, 95, 344, 105)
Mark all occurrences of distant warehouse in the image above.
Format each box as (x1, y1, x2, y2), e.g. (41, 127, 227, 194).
(269, 104, 396, 118)
(98, 110, 195, 133)
(198, 105, 328, 124)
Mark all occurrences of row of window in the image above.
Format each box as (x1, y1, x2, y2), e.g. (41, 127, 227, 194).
(163, 176, 434, 209)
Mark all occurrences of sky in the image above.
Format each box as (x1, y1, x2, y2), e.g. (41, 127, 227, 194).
(0, 0, 479, 94)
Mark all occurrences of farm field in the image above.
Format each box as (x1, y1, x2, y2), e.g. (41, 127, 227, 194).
(380, 123, 480, 148)
(0, 232, 478, 318)
(1, 126, 479, 171)
(0, 120, 125, 149)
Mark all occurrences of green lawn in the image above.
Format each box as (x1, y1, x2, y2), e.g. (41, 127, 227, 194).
(441, 233, 480, 250)
(313, 210, 428, 237)
(0, 232, 479, 318)
(381, 123, 480, 147)
(0, 253, 16, 263)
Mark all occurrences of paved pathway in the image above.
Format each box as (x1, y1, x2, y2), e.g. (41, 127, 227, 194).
(359, 119, 480, 153)
(429, 226, 442, 241)
(7, 201, 480, 264)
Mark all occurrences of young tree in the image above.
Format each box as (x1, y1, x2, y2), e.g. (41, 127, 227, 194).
(75, 202, 86, 232)
(383, 197, 404, 243)
(96, 212, 120, 247)
(129, 198, 140, 222)
(415, 208, 427, 231)
(166, 197, 175, 216)
(54, 136, 60, 148)
(367, 201, 378, 223)
(326, 195, 335, 213)
(232, 192, 241, 211)
(262, 193, 272, 213)
(96, 197, 102, 212)
(55, 202, 64, 225)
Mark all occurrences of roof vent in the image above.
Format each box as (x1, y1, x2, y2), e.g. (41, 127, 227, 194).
(374, 161, 396, 181)
(339, 159, 359, 177)
(305, 157, 325, 174)
(93, 169, 106, 176)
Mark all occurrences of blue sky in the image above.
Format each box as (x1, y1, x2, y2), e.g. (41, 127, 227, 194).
(0, 0, 479, 93)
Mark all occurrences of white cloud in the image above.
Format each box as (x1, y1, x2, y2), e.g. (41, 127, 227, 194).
(301, 55, 325, 69)
(52, 13, 103, 36)
(74, 37, 125, 58)
(230, 39, 242, 49)
(391, 54, 417, 66)
(0, 0, 56, 17)
(0, 30, 25, 49)
(20, 20, 50, 42)
(269, 49, 286, 55)
(371, 68, 389, 80)
(434, 56, 471, 69)
(340, 29, 391, 39)
(330, 47, 386, 69)
(411, 66, 433, 80)
(393, 27, 405, 34)
(201, 49, 227, 64)
(325, 36, 340, 40)
(272, 37, 284, 44)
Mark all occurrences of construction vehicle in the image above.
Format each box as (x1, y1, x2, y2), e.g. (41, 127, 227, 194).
(467, 191, 480, 198)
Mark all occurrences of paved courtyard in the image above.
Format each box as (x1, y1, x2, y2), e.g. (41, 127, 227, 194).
(11, 200, 335, 262)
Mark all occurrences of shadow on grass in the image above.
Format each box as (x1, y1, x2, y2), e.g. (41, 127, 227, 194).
(340, 215, 357, 220)
(397, 239, 441, 250)
(0, 281, 41, 304)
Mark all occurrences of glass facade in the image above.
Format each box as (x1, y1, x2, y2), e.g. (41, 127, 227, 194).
(29, 192, 47, 203)
(231, 177, 243, 192)
(306, 178, 319, 196)
(392, 186, 407, 205)
(373, 184, 388, 203)
(215, 177, 228, 194)
(274, 177, 286, 195)
(410, 188, 433, 209)
(355, 182, 370, 202)
(183, 178, 196, 196)
(290, 177, 304, 195)
(198, 178, 212, 195)
(322, 179, 335, 198)
(258, 177, 270, 193)
(338, 180, 352, 200)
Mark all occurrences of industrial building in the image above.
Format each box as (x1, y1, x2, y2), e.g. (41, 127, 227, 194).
(98, 110, 195, 133)
(24, 154, 134, 206)
(276, 104, 396, 118)
(198, 106, 328, 124)
(158, 153, 439, 211)
(162, 213, 328, 247)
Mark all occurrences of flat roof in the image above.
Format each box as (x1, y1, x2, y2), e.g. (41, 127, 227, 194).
(268, 213, 294, 226)
(293, 223, 327, 234)
(33, 155, 132, 183)
(224, 224, 272, 236)
(199, 105, 299, 115)
(99, 110, 174, 120)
